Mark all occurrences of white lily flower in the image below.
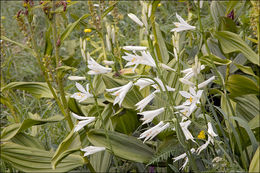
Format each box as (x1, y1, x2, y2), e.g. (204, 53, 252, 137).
(181, 64, 205, 80)
(179, 87, 203, 113)
(81, 146, 106, 157)
(197, 122, 218, 154)
(139, 108, 165, 124)
(71, 82, 93, 102)
(106, 82, 133, 107)
(134, 78, 154, 90)
(139, 121, 169, 143)
(122, 51, 156, 72)
(152, 77, 175, 92)
(128, 13, 144, 27)
(174, 47, 178, 60)
(171, 13, 196, 32)
(106, 34, 111, 52)
(179, 78, 195, 87)
(88, 57, 112, 75)
(122, 46, 147, 51)
(174, 105, 195, 122)
(179, 120, 196, 143)
(111, 26, 115, 44)
(173, 148, 196, 170)
(71, 113, 95, 132)
(68, 76, 86, 81)
(135, 90, 158, 112)
(198, 76, 215, 89)
(103, 60, 114, 66)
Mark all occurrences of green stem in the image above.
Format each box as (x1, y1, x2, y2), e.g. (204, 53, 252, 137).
(52, 1, 73, 130)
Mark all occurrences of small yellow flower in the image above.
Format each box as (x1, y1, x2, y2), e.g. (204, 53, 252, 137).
(198, 130, 206, 139)
(84, 28, 92, 33)
(1, 16, 5, 20)
(157, 3, 161, 7)
(86, 37, 90, 41)
(67, 0, 71, 3)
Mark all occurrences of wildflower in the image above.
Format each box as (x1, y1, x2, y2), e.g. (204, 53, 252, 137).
(179, 87, 203, 113)
(122, 46, 147, 51)
(159, 63, 176, 72)
(106, 34, 111, 51)
(103, 60, 114, 65)
(196, 122, 218, 154)
(135, 90, 158, 112)
(70, 82, 93, 102)
(81, 146, 106, 157)
(1, 16, 5, 20)
(128, 13, 144, 27)
(68, 76, 86, 81)
(179, 120, 196, 143)
(106, 82, 133, 107)
(134, 78, 154, 90)
(171, 13, 196, 32)
(181, 62, 205, 80)
(174, 105, 194, 121)
(139, 121, 169, 143)
(152, 77, 175, 92)
(88, 57, 112, 75)
(84, 28, 92, 33)
(71, 113, 95, 132)
(173, 148, 196, 170)
(198, 130, 206, 139)
(197, 76, 215, 89)
(122, 51, 156, 72)
(139, 108, 165, 124)
(157, 3, 161, 7)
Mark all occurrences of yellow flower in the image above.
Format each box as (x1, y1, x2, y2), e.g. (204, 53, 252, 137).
(86, 37, 90, 41)
(1, 16, 5, 20)
(157, 3, 161, 7)
(198, 130, 206, 139)
(67, 0, 71, 3)
(84, 28, 92, 33)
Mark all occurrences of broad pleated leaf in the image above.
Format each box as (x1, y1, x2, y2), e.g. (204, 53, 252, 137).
(249, 147, 260, 173)
(87, 129, 155, 163)
(1, 142, 84, 172)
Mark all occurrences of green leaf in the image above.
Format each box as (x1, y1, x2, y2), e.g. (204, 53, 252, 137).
(201, 54, 232, 66)
(218, 17, 237, 33)
(1, 82, 54, 98)
(90, 151, 111, 172)
(155, 23, 169, 63)
(60, 14, 89, 44)
(87, 129, 155, 163)
(1, 114, 63, 141)
(210, 1, 225, 26)
(249, 115, 260, 130)
(1, 142, 84, 172)
(233, 95, 260, 121)
(44, 25, 53, 56)
(56, 65, 77, 78)
(102, 74, 143, 109)
(234, 64, 255, 76)
(51, 130, 81, 169)
(249, 147, 260, 173)
(226, 75, 259, 97)
(214, 31, 259, 66)
(11, 133, 45, 150)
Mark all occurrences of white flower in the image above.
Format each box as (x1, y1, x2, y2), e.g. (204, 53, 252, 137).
(179, 78, 195, 87)
(171, 13, 196, 32)
(139, 108, 165, 124)
(71, 82, 93, 102)
(103, 60, 114, 66)
(81, 146, 106, 157)
(88, 57, 112, 75)
(111, 26, 115, 44)
(174, 105, 194, 122)
(135, 90, 158, 112)
(128, 13, 144, 27)
(152, 77, 175, 92)
(106, 82, 133, 107)
(122, 46, 147, 51)
(194, 0, 203, 8)
(173, 148, 196, 170)
(181, 64, 205, 80)
(196, 122, 218, 154)
(71, 113, 95, 132)
(179, 87, 203, 113)
(122, 51, 156, 72)
(179, 120, 196, 143)
(134, 78, 154, 90)
(198, 76, 215, 89)
(139, 121, 169, 143)
(68, 76, 86, 81)
(174, 47, 178, 60)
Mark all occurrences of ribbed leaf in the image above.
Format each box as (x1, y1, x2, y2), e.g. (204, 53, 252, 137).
(1, 142, 84, 172)
(87, 129, 155, 163)
(1, 82, 54, 98)
(214, 31, 259, 66)
(1, 115, 63, 141)
(249, 147, 260, 173)
(51, 130, 81, 169)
